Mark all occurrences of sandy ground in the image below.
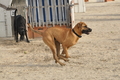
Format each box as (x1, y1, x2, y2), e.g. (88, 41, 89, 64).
(0, 1, 120, 80)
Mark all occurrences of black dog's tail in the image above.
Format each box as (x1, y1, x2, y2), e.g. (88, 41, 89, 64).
(14, 9, 17, 41)
(14, 9, 17, 18)
(14, 9, 17, 30)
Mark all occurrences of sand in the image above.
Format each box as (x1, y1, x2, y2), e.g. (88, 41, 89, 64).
(0, 0, 120, 80)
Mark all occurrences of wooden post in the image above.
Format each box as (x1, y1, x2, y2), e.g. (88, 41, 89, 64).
(105, 0, 114, 2)
(84, 0, 89, 2)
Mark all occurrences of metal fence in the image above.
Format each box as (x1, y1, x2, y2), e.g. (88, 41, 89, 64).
(27, 0, 71, 27)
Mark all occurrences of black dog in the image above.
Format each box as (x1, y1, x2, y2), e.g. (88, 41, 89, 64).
(14, 9, 30, 43)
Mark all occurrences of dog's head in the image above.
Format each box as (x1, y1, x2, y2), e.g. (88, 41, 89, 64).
(75, 22, 92, 35)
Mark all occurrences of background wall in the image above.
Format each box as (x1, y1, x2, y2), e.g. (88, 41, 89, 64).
(0, 0, 15, 37)
(11, 0, 27, 18)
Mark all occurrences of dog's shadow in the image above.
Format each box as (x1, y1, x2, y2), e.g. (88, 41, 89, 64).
(0, 38, 16, 45)
(0, 37, 32, 46)
(0, 64, 60, 68)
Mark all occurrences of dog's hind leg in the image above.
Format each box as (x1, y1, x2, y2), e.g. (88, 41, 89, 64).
(25, 30, 30, 43)
(43, 37, 65, 66)
(15, 31, 18, 42)
(55, 39, 60, 58)
(55, 40, 69, 62)
(20, 35, 24, 41)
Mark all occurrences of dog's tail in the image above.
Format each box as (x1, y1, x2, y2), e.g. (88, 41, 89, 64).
(14, 9, 17, 18)
(14, 9, 17, 31)
(27, 24, 43, 35)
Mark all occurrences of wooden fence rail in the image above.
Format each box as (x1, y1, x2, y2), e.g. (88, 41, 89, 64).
(27, 0, 71, 27)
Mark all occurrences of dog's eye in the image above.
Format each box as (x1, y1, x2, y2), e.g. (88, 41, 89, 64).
(84, 26, 87, 28)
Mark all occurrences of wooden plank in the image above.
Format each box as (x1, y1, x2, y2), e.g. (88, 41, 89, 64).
(47, 0, 52, 24)
(29, 0, 34, 27)
(28, 5, 32, 24)
(60, 0, 63, 25)
(48, 0, 52, 24)
(66, 2, 70, 26)
(27, 0, 72, 28)
(74, 0, 86, 12)
(63, 0, 67, 25)
(44, 0, 49, 27)
(37, 0, 41, 27)
(51, 0, 55, 26)
(0, 3, 16, 10)
(53, 0, 58, 25)
(74, 0, 78, 12)
(33, 0, 37, 26)
(64, 0, 69, 26)
(69, 0, 75, 28)
(39, 0, 44, 27)
(74, 3, 79, 5)
(58, 0, 62, 26)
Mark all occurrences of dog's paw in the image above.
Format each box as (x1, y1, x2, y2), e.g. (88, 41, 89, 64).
(60, 63, 66, 66)
(55, 61, 66, 66)
(64, 59, 69, 62)
(27, 40, 30, 43)
(65, 56, 71, 58)
(55, 60, 57, 63)
(16, 40, 18, 42)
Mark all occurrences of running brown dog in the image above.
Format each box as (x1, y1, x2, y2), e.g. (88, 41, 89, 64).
(28, 22, 92, 66)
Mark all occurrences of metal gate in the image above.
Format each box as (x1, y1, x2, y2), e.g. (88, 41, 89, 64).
(27, 0, 71, 27)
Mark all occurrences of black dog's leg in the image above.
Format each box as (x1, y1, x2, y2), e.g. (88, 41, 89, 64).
(20, 35, 24, 41)
(25, 30, 30, 43)
(15, 31, 18, 42)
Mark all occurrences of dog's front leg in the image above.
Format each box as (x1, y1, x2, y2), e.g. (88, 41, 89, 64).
(55, 40, 69, 62)
(62, 45, 71, 58)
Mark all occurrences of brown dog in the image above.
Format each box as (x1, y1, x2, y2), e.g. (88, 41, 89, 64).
(28, 22, 92, 66)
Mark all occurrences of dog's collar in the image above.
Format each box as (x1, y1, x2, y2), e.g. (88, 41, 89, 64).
(72, 29, 82, 38)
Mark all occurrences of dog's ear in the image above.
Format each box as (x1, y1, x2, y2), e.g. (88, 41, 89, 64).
(77, 22, 83, 28)
(79, 22, 87, 27)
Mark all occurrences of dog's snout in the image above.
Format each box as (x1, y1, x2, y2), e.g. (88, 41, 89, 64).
(88, 28, 92, 32)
